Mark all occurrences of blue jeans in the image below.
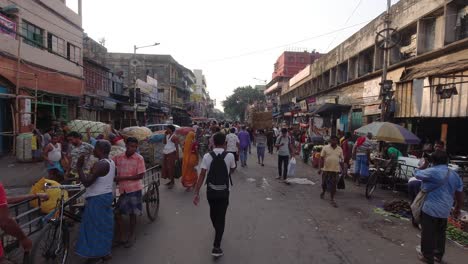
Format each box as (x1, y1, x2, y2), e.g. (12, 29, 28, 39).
(354, 155, 369, 177)
(240, 147, 248, 166)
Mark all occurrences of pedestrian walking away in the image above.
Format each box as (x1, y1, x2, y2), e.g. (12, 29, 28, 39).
(319, 136, 344, 208)
(225, 128, 240, 168)
(181, 130, 199, 191)
(113, 137, 146, 248)
(275, 128, 293, 182)
(352, 132, 373, 185)
(256, 129, 267, 166)
(75, 140, 115, 262)
(162, 125, 179, 189)
(238, 126, 250, 167)
(266, 129, 274, 154)
(193, 133, 236, 258)
(414, 150, 464, 264)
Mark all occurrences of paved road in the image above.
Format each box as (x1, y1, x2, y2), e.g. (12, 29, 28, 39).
(15, 150, 465, 264)
(103, 151, 466, 264)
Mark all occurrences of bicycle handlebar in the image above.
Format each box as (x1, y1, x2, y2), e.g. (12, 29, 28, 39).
(44, 183, 82, 190)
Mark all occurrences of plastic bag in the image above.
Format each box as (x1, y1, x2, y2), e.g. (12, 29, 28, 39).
(337, 176, 346, 189)
(288, 158, 296, 177)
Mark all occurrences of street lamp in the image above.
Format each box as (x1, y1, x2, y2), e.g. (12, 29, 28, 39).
(133, 42, 160, 126)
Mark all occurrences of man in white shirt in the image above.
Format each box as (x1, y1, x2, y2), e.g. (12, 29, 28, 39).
(225, 128, 240, 167)
(193, 133, 236, 258)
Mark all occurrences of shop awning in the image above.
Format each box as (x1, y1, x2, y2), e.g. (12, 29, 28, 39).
(309, 103, 351, 116)
(401, 58, 468, 81)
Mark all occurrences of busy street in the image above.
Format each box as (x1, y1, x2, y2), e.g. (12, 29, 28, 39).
(1, 0, 468, 263)
(58, 148, 465, 264)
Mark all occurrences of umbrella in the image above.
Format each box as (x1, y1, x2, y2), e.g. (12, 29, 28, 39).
(355, 122, 420, 144)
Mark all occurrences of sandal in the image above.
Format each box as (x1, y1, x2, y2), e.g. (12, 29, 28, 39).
(331, 200, 338, 208)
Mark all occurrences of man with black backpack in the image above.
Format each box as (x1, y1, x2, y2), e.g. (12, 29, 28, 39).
(193, 132, 236, 258)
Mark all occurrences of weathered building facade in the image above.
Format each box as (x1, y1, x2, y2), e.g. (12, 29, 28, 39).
(264, 51, 322, 118)
(106, 53, 195, 126)
(281, 0, 468, 154)
(0, 0, 83, 154)
(188, 69, 213, 118)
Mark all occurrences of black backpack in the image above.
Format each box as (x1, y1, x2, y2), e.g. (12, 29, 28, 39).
(206, 151, 233, 197)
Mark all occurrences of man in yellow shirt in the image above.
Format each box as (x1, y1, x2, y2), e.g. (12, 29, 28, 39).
(319, 135, 343, 208)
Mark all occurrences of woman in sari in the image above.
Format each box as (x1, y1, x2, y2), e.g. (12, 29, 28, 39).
(181, 130, 199, 191)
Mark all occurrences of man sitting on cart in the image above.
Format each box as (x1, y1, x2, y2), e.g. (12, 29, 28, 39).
(113, 137, 146, 248)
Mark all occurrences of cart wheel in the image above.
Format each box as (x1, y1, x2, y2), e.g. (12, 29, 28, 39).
(145, 182, 160, 222)
(30, 222, 69, 264)
(365, 171, 379, 199)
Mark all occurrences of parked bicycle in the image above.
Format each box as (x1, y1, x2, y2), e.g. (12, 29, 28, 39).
(30, 166, 161, 263)
(365, 158, 399, 198)
(30, 184, 84, 264)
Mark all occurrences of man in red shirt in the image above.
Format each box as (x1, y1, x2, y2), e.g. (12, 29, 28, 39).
(113, 137, 146, 248)
(0, 182, 47, 263)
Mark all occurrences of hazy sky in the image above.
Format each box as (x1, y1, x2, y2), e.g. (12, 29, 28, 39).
(68, 0, 397, 111)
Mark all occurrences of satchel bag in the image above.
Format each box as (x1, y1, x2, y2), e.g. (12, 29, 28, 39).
(410, 169, 450, 223)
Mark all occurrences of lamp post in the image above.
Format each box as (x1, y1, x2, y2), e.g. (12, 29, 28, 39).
(133, 42, 160, 126)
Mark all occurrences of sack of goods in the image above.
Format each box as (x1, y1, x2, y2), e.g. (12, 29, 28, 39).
(139, 140, 156, 165)
(30, 178, 69, 214)
(68, 120, 111, 141)
(110, 145, 126, 159)
(120, 126, 152, 141)
(16, 133, 33, 162)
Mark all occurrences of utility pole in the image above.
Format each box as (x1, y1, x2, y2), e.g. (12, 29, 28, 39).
(380, 0, 392, 122)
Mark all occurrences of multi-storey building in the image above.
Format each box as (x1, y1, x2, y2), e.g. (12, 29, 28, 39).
(281, 0, 468, 154)
(0, 0, 83, 154)
(106, 53, 195, 126)
(189, 69, 213, 118)
(82, 36, 129, 126)
(264, 51, 322, 117)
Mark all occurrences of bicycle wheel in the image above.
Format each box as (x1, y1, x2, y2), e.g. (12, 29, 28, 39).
(145, 182, 160, 222)
(365, 171, 380, 199)
(31, 222, 69, 264)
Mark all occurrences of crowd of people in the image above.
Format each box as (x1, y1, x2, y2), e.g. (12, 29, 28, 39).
(0, 120, 465, 264)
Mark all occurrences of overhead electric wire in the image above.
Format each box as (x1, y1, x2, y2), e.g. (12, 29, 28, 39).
(325, 0, 363, 51)
(202, 19, 372, 64)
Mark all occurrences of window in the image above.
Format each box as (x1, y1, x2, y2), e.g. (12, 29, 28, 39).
(67, 43, 81, 63)
(299, 57, 305, 63)
(288, 57, 294, 63)
(47, 33, 66, 57)
(22, 20, 43, 48)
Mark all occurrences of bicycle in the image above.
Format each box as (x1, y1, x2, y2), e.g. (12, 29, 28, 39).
(365, 158, 398, 199)
(30, 184, 84, 264)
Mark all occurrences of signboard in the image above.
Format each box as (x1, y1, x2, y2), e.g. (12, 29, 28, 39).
(0, 14, 16, 39)
(103, 100, 117, 110)
(121, 105, 134, 111)
(299, 100, 308, 111)
(307, 97, 316, 110)
(21, 99, 31, 126)
(363, 104, 381, 116)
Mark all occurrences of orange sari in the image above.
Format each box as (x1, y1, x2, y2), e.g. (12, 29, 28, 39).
(181, 131, 199, 188)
